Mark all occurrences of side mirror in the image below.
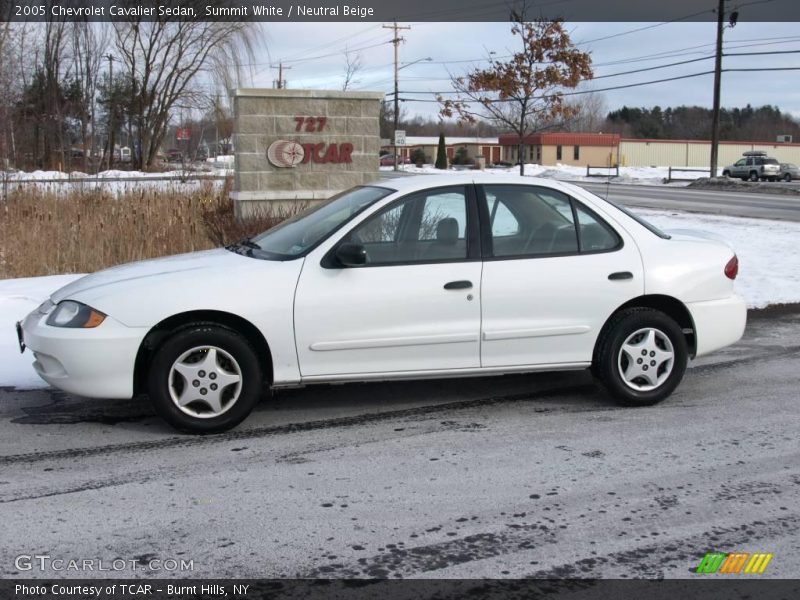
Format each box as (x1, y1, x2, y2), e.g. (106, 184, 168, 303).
(334, 243, 367, 267)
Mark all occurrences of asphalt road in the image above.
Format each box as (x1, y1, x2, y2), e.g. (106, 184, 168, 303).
(1, 306, 799, 579)
(569, 182, 800, 222)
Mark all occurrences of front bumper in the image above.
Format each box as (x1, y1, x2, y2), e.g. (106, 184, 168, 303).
(20, 308, 148, 399)
(686, 294, 747, 357)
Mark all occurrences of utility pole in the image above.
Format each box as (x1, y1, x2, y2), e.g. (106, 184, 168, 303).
(271, 63, 292, 89)
(383, 21, 410, 171)
(106, 54, 115, 171)
(710, 0, 738, 178)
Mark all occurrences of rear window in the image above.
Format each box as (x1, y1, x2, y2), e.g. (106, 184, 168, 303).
(764, 158, 779, 165)
(604, 199, 671, 240)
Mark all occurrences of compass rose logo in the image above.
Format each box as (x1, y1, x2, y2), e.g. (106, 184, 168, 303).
(267, 140, 305, 168)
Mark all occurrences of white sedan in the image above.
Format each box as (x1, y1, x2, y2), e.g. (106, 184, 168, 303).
(18, 175, 746, 433)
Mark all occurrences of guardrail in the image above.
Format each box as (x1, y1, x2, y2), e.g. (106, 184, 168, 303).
(663, 166, 709, 183)
(585, 165, 620, 178)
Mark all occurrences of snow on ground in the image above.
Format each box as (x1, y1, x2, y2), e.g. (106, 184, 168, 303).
(381, 163, 713, 185)
(0, 274, 83, 389)
(1, 164, 234, 196)
(1, 208, 798, 389)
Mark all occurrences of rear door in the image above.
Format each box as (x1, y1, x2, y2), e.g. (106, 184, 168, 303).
(478, 184, 643, 368)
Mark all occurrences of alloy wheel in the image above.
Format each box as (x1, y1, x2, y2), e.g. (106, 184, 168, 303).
(617, 328, 675, 392)
(168, 346, 243, 418)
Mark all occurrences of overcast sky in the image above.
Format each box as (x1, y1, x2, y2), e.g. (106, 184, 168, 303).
(240, 21, 800, 122)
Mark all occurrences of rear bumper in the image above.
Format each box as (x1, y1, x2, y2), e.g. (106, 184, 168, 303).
(20, 309, 147, 399)
(686, 294, 747, 357)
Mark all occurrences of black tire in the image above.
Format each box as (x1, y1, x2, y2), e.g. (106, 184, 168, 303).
(147, 323, 264, 433)
(721, 170, 730, 178)
(784, 174, 792, 182)
(593, 308, 688, 407)
(749, 171, 759, 182)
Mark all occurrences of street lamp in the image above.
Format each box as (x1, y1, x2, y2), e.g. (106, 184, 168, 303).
(392, 57, 432, 171)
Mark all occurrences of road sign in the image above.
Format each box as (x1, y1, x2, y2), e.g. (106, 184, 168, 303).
(176, 128, 191, 141)
(394, 130, 406, 146)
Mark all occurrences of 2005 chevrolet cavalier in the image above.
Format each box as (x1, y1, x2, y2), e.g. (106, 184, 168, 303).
(18, 175, 746, 433)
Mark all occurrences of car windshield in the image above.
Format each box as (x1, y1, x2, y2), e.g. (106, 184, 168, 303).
(241, 185, 394, 260)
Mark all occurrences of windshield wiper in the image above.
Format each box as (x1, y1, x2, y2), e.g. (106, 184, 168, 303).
(237, 236, 262, 250)
(226, 236, 262, 254)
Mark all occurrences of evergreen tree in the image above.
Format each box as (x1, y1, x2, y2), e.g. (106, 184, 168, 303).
(435, 132, 448, 170)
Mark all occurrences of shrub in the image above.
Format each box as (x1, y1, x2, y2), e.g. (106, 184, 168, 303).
(451, 147, 473, 166)
(409, 148, 429, 166)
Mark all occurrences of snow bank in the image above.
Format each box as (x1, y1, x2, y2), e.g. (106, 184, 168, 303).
(381, 163, 714, 186)
(0, 274, 83, 389)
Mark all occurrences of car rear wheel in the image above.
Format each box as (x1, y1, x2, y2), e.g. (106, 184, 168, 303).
(748, 171, 759, 182)
(784, 174, 792, 182)
(147, 323, 264, 433)
(594, 308, 688, 407)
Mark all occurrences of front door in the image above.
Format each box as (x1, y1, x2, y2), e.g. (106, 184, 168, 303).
(294, 185, 482, 378)
(478, 184, 643, 368)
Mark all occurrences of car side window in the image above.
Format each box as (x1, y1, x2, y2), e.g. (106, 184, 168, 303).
(574, 203, 621, 252)
(482, 185, 620, 258)
(734, 159, 746, 167)
(345, 187, 468, 265)
(483, 185, 578, 257)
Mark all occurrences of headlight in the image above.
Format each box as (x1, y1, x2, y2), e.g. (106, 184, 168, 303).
(46, 301, 106, 328)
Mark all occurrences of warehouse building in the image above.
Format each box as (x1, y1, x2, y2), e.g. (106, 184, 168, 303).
(499, 132, 621, 167)
(498, 132, 800, 167)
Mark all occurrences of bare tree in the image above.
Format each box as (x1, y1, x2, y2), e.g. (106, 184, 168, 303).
(341, 48, 364, 91)
(0, 20, 15, 168)
(70, 23, 109, 172)
(439, 8, 592, 175)
(112, 10, 259, 169)
(563, 92, 607, 133)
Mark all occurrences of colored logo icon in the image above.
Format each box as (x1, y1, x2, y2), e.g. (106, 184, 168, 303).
(267, 140, 305, 168)
(696, 552, 773, 574)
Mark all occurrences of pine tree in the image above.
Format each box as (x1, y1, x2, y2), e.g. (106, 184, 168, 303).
(435, 132, 448, 170)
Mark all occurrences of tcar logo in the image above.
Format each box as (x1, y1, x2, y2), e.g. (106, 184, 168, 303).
(267, 139, 354, 167)
(267, 140, 305, 168)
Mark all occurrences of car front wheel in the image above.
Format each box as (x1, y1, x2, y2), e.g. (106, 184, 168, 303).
(594, 308, 688, 407)
(147, 323, 264, 433)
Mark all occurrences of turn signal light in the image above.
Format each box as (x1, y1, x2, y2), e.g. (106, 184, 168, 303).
(724, 255, 739, 280)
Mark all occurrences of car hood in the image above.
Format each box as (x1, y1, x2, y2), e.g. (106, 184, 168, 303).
(51, 249, 255, 304)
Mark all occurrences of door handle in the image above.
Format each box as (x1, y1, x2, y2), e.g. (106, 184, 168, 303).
(444, 280, 473, 290)
(608, 271, 633, 281)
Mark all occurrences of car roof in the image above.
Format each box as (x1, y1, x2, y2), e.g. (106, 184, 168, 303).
(370, 173, 571, 194)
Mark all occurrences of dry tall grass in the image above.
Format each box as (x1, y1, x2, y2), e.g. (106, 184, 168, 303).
(0, 179, 294, 279)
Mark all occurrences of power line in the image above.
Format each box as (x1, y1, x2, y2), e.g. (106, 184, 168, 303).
(388, 48, 800, 93)
(393, 66, 800, 103)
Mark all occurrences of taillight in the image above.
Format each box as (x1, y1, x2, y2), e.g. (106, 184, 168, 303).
(724, 255, 739, 280)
